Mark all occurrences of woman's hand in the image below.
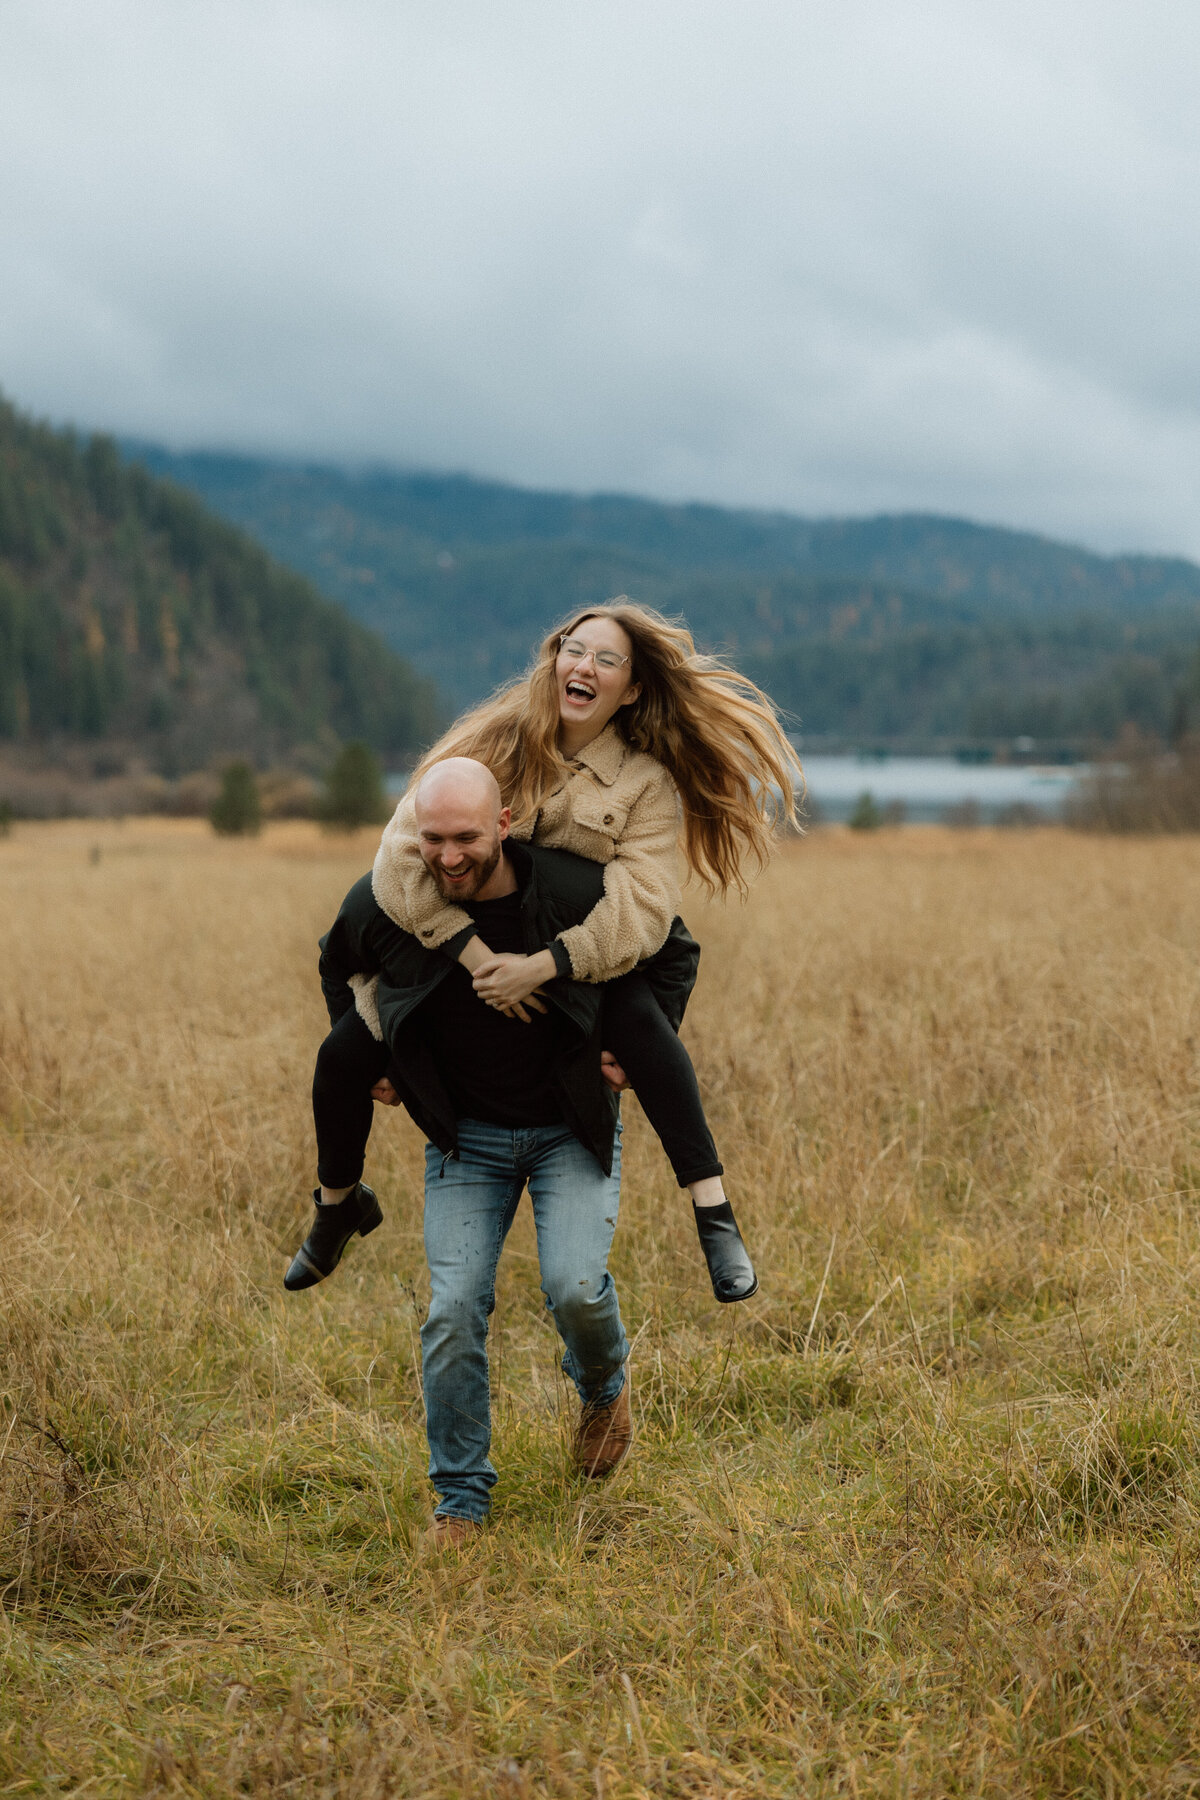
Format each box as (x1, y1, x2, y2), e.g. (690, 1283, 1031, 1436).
(455, 934, 539, 1022)
(472, 949, 558, 1010)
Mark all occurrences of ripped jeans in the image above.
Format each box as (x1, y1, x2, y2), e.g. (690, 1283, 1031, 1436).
(421, 1118, 628, 1521)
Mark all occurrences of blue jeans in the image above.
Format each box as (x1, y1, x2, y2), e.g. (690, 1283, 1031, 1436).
(421, 1118, 628, 1521)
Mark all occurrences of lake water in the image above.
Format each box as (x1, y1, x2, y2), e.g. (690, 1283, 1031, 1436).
(799, 755, 1085, 823)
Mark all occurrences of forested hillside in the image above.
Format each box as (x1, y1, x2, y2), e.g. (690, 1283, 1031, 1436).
(133, 448, 1200, 747)
(0, 399, 439, 775)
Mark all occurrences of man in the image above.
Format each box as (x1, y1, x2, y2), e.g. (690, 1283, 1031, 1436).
(288, 758, 697, 1545)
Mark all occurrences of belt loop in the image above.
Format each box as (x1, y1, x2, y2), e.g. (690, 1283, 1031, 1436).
(439, 1150, 456, 1180)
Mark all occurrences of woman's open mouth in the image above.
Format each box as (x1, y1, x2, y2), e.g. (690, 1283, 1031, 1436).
(564, 679, 596, 704)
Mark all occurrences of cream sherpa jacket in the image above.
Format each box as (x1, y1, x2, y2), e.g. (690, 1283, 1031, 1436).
(371, 723, 682, 984)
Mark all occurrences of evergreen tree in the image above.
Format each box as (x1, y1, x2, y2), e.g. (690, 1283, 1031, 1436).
(319, 742, 389, 831)
(848, 790, 882, 830)
(210, 761, 262, 836)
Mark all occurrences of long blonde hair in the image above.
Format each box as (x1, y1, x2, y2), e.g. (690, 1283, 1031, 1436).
(413, 600, 803, 895)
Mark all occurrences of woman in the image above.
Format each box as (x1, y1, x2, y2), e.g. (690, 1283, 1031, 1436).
(360, 599, 802, 1302)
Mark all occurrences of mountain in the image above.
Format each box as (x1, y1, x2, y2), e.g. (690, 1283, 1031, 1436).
(0, 398, 439, 777)
(127, 448, 1200, 747)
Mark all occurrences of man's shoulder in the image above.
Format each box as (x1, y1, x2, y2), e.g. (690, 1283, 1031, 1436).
(519, 841, 606, 910)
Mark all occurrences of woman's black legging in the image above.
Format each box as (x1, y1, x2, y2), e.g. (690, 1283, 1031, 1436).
(313, 1005, 390, 1188)
(312, 973, 723, 1191)
(601, 972, 723, 1188)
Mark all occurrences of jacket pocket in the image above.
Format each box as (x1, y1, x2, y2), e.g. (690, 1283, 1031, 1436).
(568, 780, 629, 844)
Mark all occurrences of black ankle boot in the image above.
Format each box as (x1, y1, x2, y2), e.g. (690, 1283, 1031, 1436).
(693, 1200, 759, 1303)
(284, 1184, 383, 1291)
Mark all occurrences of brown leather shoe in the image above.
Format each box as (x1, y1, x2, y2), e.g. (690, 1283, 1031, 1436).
(422, 1515, 484, 1554)
(574, 1372, 633, 1478)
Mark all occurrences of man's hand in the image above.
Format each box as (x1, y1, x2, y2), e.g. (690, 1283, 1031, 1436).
(472, 949, 557, 1010)
(600, 1051, 630, 1093)
(371, 1076, 402, 1107)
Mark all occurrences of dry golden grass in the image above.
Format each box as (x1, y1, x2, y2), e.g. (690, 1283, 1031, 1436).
(5, 819, 1200, 1795)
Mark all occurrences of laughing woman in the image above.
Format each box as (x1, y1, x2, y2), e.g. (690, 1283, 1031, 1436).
(354, 599, 801, 1303)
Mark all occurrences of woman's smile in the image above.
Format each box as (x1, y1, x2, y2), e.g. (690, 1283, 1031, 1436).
(555, 618, 640, 753)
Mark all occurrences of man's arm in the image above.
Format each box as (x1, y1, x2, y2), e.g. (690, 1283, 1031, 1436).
(600, 1051, 629, 1092)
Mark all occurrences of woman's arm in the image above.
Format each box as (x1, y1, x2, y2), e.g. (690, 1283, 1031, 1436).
(472, 760, 682, 997)
(553, 769, 681, 982)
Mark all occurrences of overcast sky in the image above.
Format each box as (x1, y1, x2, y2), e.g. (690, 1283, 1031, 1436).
(3, 0, 1200, 555)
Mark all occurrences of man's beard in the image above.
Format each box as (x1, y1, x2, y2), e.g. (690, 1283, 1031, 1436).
(431, 840, 502, 901)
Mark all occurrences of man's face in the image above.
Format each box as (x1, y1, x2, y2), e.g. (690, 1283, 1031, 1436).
(417, 793, 509, 901)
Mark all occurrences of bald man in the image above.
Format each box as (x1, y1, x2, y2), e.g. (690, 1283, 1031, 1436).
(288, 758, 699, 1544)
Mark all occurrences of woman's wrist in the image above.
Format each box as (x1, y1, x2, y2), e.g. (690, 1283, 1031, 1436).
(529, 948, 559, 985)
(544, 940, 574, 980)
(457, 934, 492, 973)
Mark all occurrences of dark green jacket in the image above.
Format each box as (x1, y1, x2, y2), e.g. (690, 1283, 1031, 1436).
(318, 839, 699, 1174)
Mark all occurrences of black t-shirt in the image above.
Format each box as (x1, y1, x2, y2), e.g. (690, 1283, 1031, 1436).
(418, 890, 562, 1127)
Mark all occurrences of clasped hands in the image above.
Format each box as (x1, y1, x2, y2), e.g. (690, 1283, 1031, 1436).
(470, 948, 557, 1020)
(469, 949, 629, 1089)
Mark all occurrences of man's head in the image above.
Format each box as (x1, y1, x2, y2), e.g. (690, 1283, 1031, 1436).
(414, 758, 514, 903)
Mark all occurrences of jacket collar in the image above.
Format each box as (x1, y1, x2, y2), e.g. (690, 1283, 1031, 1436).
(467, 839, 553, 918)
(565, 722, 628, 788)
(502, 837, 537, 898)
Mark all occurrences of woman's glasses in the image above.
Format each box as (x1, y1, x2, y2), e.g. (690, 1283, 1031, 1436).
(558, 636, 630, 671)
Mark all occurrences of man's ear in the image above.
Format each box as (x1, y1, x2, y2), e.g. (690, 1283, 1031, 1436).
(497, 806, 512, 841)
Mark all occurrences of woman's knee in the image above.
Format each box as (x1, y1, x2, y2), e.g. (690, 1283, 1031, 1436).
(316, 1011, 387, 1089)
(605, 975, 669, 1042)
(312, 1031, 347, 1093)
(315, 1026, 364, 1092)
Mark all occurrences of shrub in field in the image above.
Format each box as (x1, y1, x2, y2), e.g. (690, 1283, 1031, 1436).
(848, 789, 882, 829)
(318, 741, 389, 831)
(1067, 724, 1200, 830)
(995, 800, 1044, 827)
(257, 769, 317, 819)
(209, 760, 262, 836)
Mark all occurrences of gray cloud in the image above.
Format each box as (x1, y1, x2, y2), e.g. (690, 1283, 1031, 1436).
(3, 0, 1200, 552)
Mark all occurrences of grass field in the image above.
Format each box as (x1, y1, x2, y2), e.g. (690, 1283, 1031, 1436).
(5, 819, 1200, 1796)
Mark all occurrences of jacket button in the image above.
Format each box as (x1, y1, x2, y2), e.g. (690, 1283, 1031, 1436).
(603, 813, 614, 825)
